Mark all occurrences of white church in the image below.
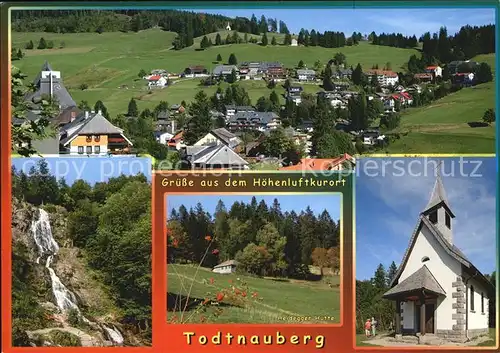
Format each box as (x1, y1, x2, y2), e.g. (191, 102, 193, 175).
(383, 169, 494, 342)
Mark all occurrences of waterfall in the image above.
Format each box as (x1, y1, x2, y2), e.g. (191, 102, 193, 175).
(31, 209, 79, 313)
(103, 325, 124, 345)
(31, 209, 59, 264)
(30, 208, 121, 345)
(46, 256, 81, 313)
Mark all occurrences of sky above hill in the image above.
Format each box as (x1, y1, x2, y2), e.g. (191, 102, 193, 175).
(11, 156, 152, 185)
(166, 194, 341, 221)
(355, 157, 497, 281)
(185, 8, 495, 37)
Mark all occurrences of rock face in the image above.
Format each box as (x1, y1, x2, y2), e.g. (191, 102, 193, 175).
(11, 198, 128, 347)
(27, 327, 102, 347)
(12, 197, 38, 260)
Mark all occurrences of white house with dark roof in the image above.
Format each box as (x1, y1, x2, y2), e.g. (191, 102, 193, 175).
(182, 144, 249, 170)
(213, 65, 239, 79)
(335, 68, 353, 80)
(59, 111, 133, 155)
(155, 131, 174, 145)
(383, 168, 494, 342)
(227, 111, 281, 132)
(194, 128, 242, 149)
(297, 69, 316, 81)
(224, 105, 256, 120)
(213, 260, 238, 274)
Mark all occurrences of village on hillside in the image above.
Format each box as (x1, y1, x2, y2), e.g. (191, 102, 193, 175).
(10, 9, 496, 167)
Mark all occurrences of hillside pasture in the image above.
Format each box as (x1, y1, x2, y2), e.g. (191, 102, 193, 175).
(12, 29, 495, 154)
(167, 264, 341, 324)
(12, 29, 418, 116)
(472, 53, 496, 72)
(385, 81, 496, 154)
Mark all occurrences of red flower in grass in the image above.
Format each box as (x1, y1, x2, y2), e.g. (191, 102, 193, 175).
(241, 291, 247, 298)
(205, 235, 212, 241)
(212, 249, 219, 255)
(209, 277, 215, 284)
(228, 279, 233, 284)
(216, 292, 225, 302)
(172, 238, 179, 248)
(202, 298, 210, 305)
(252, 292, 258, 298)
(234, 288, 240, 295)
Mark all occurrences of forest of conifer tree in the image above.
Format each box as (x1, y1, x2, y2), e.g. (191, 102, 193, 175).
(167, 197, 341, 279)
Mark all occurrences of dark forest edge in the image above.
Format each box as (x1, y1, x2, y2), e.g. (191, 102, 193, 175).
(167, 198, 340, 280)
(11, 10, 494, 60)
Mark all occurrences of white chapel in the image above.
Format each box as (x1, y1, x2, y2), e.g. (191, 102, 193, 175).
(383, 168, 494, 342)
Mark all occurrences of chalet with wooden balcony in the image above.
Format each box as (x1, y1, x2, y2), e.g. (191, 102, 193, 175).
(59, 110, 133, 155)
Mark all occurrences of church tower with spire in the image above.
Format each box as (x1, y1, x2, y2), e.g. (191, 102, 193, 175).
(420, 162, 455, 244)
(383, 159, 494, 340)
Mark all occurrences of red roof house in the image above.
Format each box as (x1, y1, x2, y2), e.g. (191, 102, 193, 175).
(278, 154, 355, 171)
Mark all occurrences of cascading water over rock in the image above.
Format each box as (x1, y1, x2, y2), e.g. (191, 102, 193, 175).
(103, 325, 124, 345)
(31, 209, 80, 313)
(31, 209, 59, 264)
(30, 208, 123, 345)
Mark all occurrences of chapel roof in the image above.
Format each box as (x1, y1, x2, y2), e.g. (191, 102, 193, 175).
(388, 214, 494, 296)
(383, 265, 446, 299)
(387, 168, 495, 297)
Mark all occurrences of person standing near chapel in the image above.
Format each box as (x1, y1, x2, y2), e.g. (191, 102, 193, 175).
(371, 317, 377, 336)
(364, 318, 372, 337)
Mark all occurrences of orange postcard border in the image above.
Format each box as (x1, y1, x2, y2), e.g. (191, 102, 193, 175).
(153, 178, 353, 352)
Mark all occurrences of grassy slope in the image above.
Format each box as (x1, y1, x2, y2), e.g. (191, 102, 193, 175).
(165, 78, 322, 105)
(12, 29, 417, 116)
(13, 29, 494, 153)
(167, 264, 340, 324)
(384, 53, 496, 154)
(472, 53, 496, 73)
(178, 39, 416, 73)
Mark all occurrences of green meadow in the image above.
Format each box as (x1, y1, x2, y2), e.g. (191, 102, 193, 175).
(167, 264, 340, 324)
(12, 29, 417, 115)
(11, 29, 496, 154)
(386, 81, 496, 154)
